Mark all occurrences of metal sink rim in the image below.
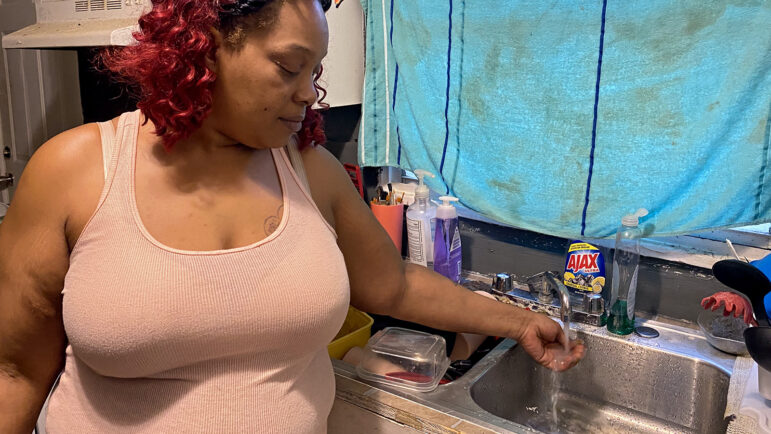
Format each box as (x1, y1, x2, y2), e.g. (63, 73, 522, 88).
(334, 318, 737, 433)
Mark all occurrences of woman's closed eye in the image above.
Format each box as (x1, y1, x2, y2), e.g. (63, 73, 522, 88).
(275, 61, 299, 77)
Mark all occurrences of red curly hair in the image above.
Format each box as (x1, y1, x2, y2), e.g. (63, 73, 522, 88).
(99, 0, 329, 152)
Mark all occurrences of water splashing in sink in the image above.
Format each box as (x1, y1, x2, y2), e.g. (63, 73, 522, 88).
(550, 370, 560, 431)
(524, 368, 563, 433)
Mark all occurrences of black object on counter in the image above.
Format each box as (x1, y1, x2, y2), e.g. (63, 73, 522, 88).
(443, 336, 502, 382)
(712, 259, 771, 327)
(744, 327, 771, 371)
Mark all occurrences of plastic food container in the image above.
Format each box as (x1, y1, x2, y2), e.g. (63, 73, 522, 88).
(328, 307, 374, 360)
(356, 327, 450, 392)
(697, 310, 749, 355)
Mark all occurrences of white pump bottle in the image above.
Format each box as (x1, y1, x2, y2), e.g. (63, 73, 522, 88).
(406, 170, 437, 267)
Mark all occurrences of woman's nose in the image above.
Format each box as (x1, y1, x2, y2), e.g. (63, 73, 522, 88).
(295, 74, 318, 107)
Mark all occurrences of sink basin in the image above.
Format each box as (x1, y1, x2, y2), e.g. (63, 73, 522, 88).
(470, 328, 731, 433)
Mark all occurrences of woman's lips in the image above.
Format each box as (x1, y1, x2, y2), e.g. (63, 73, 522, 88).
(280, 118, 303, 132)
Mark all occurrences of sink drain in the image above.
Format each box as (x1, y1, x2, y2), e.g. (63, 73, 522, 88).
(635, 326, 660, 338)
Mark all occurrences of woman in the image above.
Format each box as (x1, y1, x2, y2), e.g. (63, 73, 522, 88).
(0, 0, 584, 432)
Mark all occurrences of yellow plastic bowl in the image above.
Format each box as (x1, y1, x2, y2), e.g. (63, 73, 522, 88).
(328, 306, 373, 360)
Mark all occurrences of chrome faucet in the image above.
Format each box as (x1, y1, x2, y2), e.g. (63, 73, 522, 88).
(491, 270, 605, 326)
(544, 272, 571, 332)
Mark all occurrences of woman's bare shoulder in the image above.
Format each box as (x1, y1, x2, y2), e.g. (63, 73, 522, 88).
(16, 118, 118, 241)
(40, 117, 120, 162)
(22, 123, 102, 192)
(28, 115, 121, 181)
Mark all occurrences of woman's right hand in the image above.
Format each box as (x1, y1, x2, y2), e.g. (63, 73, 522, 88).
(513, 311, 585, 372)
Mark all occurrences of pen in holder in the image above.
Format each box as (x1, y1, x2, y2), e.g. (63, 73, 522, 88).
(370, 202, 404, 252)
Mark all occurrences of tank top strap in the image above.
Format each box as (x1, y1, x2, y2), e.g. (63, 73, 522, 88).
(92, 111, 138, 209)
(96, 120, 115, 180)
(272, 146, 337, 238)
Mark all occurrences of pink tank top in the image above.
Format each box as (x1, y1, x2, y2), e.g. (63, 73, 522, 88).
(46, 110, 350, 433)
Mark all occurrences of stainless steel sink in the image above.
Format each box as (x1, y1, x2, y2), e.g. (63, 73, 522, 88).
(469, 326, 732, 433)
(334, 319, 738, 434)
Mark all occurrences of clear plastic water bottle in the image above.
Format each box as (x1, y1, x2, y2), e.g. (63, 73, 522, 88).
(607, 209, 648, 335)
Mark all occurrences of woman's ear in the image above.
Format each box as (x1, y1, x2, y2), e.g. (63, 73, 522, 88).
(206, 26, 224, 71)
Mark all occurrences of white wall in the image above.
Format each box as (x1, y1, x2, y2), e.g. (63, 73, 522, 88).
(321, 0, 365, 108)
(0, 0, 84, 202)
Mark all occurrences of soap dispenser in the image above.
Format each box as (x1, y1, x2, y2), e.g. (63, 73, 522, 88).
(406, 170, 437, 267)
(433, 196, 462, 283)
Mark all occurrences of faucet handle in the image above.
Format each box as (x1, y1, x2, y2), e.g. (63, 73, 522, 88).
(525, 271, 561, 294)
(492, 273, 512, 292)
(583, 293, 604, 314)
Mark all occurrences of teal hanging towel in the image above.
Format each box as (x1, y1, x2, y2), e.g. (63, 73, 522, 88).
(358, 0, 771, 238)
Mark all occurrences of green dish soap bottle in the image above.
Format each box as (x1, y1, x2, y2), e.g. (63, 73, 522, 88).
(607, 209, 648, 335)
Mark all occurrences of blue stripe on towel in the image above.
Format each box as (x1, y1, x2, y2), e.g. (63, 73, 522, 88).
(581, 0, 608, 236)
(388, 0, 403, 164)
(439, 0, 454, 194)
(755, 102, 771, 220)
